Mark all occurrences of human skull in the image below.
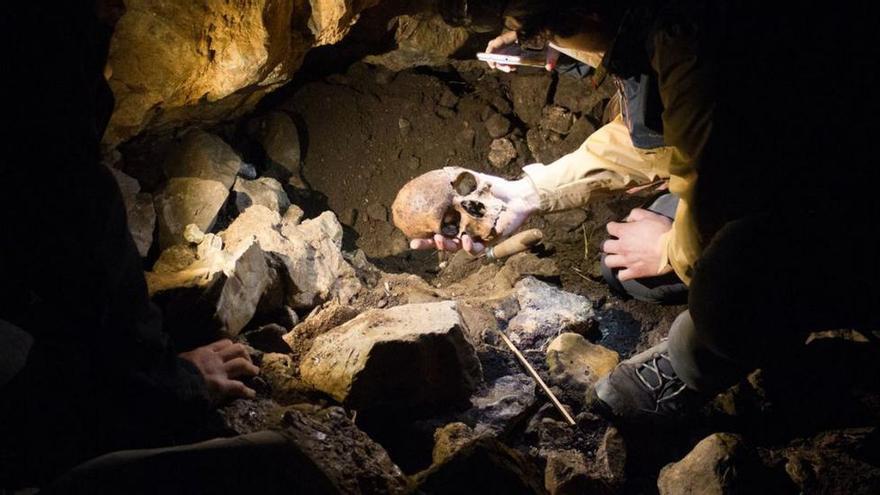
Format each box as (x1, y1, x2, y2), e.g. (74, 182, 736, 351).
(392, 167, 514, 242)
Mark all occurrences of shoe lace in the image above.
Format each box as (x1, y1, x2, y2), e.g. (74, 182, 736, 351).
(635, 352, 688, 412)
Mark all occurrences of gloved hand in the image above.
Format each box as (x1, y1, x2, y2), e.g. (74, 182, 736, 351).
(483, 30, 560, 73)
(409, 171, 541, 255)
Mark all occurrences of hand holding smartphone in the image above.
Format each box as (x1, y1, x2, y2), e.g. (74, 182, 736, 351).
(477, 49, 547, 68)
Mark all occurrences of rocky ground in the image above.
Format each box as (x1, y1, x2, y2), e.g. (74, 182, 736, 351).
(109, 55, 880, 494)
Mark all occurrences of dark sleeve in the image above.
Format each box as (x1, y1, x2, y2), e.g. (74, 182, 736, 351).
(1, 2, 210, 416)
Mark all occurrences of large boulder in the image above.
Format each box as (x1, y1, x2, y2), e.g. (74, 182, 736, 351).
(245, 111, 302, 178)
(221, 206, 361, 309)
(154, 178, 230, 249)
(105, 0, 380, 147)
(146, 236, 275, 339)
(163, 130, 242, 189)
(300, 301, 483, 411)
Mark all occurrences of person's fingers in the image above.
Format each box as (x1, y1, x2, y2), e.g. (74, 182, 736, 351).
(626, 208, 651, 222)
(219, 379, 256, 400)
(604, 254, 628, 269)
(606, 221, 625, 237)
(218, 342, 250, 362)
(602, 239, 621, 254)
(461, 234, 473, 252)
(545, 46, 561, 71)
(224, 357, 260, 378)
(460, 235, 486, 255)
(209, 339, 233, 352)
(410, 238, 436, 250)
(497, 64, 514, 73)
(617, 268, 637, 282)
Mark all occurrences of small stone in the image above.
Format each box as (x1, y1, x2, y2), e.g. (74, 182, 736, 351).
(366, 203, 388, 222)
(183, 224, 205, 244)
(590, 426, 627, 490)
(541, 105, 574, 135)
(233, 176, 291, 215)
(457, 128, 476, 147)
(281, 204, 305, 226)
(163, 130, 242, 189)
(339, 208, 358, 226)
(432, 423, 477, 464)
(464, 374, 536, 434)
(488, 138, 517, 168)
(490, 96, 513, 115)
(436, 106, 456, 119)
(407, 156, 422, 170)
(544, 450, 590, 495)
(510, 74, 552, 125)
(546, 333, 619, 396)
(485, 113, 512, 138)
(399, 118, 412, 136)
(439, 89, 459, 108)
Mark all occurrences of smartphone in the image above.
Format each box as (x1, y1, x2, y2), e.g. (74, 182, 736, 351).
(477, 49, 546, 68)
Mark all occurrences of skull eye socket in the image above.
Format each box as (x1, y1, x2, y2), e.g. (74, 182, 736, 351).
(440, 209, 460, 237)
(452, 172, 478, 196)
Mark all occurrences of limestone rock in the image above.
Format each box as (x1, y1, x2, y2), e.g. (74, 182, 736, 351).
(109, 167, 155, 256)
(154, 177, 229, 249)
(485, 112, 512, 138)
(432, 422, 477, 464)
(510, 74, 553, 126)
(260, 353, 318, 404)
(780, 427, 880, 494)
(221, 206, 361, 309)
(464, 374, 536, 434)
(364, 15, 470, 72)
(246, 111, 301, 177)
(163, 130, 242, 189)
(148, 240, 273, 338)
(105, 0, 379, 147)
(507, 278, 596, 351)
(233, 177, 290, 214)
(544, 450, 590, 495)
(593, 426, 627, 488)
(541, 105, 574, 135)
(300, 301, 483, 411)
(488, 138, 517, 168)
(658, 433, 762, 495)
(284, 301, 360, 364)
(279, 405, 409, 494)
(415, 437, 546, 495)
(546, 333, 619, 396)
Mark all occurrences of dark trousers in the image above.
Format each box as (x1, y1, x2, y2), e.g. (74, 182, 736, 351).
(668, 206, 880, 392)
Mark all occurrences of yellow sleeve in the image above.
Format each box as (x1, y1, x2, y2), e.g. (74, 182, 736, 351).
(522, 116, 674, 213)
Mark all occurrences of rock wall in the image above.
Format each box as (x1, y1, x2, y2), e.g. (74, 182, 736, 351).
(104, 0, 379, 147)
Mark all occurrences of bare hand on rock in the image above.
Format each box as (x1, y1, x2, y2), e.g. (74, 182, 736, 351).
(602, 208, 674, 281)
(180, 339, 259, 404)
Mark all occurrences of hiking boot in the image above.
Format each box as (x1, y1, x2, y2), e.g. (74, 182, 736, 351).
(589, 341, 702, 424)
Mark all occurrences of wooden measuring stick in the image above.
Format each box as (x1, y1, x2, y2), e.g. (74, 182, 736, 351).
(494, 329, 576, 426)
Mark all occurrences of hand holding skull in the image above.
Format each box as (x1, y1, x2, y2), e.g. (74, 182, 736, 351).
(391, 168, 540, 254)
